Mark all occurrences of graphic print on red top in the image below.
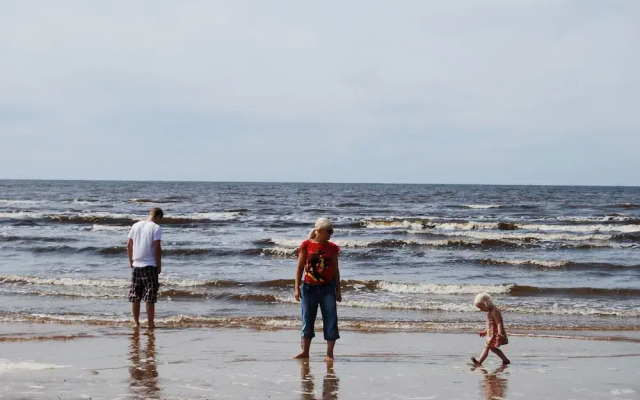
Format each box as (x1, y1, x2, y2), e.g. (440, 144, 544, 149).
(300, 240, 340, 285)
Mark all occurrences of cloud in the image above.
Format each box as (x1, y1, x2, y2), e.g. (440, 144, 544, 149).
(1, 1, 638, 184)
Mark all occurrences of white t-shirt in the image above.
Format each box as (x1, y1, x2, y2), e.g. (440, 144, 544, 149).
(128, 220, 162, 267)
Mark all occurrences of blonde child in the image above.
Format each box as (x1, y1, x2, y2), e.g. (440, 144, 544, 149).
(471, 293, 510, 366)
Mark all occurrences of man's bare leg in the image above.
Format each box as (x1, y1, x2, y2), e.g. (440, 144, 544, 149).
(325, 340, 336, 362)
(146, 303, 155, 329)
(294, 338, 312, 359)
(132, 302, 141, 327)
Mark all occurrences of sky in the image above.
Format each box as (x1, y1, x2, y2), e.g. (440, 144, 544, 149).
(1, 1, 638, 185)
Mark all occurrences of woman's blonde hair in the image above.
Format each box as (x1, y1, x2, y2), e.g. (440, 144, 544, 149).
(308, 218, 334, 239)
(474, 292, 494, 308)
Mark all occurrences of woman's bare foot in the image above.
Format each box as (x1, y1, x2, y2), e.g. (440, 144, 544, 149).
(502, 359, 510, 365)
(471, 357, 482, 366)
(324, 356, 334, 362)
(293, 352, 310, 359)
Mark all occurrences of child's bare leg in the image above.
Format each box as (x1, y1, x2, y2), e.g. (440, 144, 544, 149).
(490, 348, 510, 365)
(472, 346, 490, 366)
(324, 340, 336, 362)
(294, 338, 312, 359)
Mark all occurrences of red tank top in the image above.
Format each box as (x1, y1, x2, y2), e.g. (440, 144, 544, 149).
(300, 240, 340, 285)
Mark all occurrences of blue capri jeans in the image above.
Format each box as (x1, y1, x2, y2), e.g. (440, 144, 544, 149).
(300, 282, 340, 341)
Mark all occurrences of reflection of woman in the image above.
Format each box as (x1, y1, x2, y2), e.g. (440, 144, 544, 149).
(293, 218, 342, 361)
(129, 329, 160, 399)
(298, 359, 340, 400)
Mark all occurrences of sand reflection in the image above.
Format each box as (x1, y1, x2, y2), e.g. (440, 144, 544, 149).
(299, 360, 340, 400)
(129, 328, 160, 399)
(472, 365, 508, 400)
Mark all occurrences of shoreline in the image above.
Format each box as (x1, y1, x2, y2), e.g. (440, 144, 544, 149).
(1, 323, 639, 399)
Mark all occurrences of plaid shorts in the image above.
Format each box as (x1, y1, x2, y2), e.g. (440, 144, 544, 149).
(128, 266, 160, 303)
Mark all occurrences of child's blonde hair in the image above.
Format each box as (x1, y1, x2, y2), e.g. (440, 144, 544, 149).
(474, 292, 494, 308)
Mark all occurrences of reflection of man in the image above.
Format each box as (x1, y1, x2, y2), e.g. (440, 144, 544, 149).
(127, 207, 163, 328)
(129, 329, 160, 399)
(298, 360, 340, 400)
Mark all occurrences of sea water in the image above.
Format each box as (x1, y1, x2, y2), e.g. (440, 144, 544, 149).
(0, 181, 638, 338)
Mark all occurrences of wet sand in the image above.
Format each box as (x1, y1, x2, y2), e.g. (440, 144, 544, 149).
(0, 323, 639, 399)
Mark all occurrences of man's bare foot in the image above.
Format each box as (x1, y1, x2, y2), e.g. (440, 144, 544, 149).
(133, 322, 140, 328)
(471, 357, 482, 367)
(502, 359, 510, 365)
(293, 352, 309, 359)
(324, 356, 334, 362)
(147, 324, 156, 330)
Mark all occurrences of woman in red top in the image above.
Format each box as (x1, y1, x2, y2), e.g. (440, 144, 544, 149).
(293, 218, 342, 361)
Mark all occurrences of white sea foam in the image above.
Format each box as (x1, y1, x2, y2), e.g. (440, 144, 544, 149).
(505, 305, 640, 317)
(0, 360, 69, 374)
(0, 199, 47, 205)
(0, 211, 42, 219)
(369, 218, 640, 235)
(517, 223, 640, 233)
(269, 237, 396, 249)
(365, 220, 428, 230)
(188, 212, 241, 221)
(262, 247, 297, 257)
(433, 230, 612, 242)
(430, 222, 499, 231)
(486, 259, 570, 268)
(341, 299, 476, 312)
(464, 204, 501, 209)
(0, 275, 130, 288)
(269, 238, 303, 248)
(92, 224, 129, 232)
(376, 281, 513, 295)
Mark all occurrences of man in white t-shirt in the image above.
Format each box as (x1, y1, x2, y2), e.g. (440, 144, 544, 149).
(127, 207, 163, 328)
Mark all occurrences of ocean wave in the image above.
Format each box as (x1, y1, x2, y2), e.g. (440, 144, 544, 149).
(515, 223, 640, 234)
(375, 281, 513, 295)
(0, 211, 40, 219)
(179, 212, 241, 221)
(366, 218, 640, 236)
(2, 313, 638, 333)
(477, 259, 571, 268)
(477, 258, 640, 270)
(504, 305, 640, 317)
(616, 203, 640, 209)
(260, 247, 298, 258)
(0, 235, 79, 244)
(4, 275, 638, 302)
(92, 224, 129, 232)
(509, 285, 640, 297)
(0, 199, 47, 205)
(433, 230, 612, 242)
(0, 275, 130, 288)
(1, 211, 239, 226)
(463, 204, 501, 209)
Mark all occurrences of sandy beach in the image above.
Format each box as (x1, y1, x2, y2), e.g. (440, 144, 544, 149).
(1, 323, 638, 400)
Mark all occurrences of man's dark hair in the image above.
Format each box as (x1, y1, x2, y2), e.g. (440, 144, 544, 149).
(150, 207, 164, 219)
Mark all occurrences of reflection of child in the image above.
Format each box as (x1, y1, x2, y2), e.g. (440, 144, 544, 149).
(471, 293, 510, 366)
